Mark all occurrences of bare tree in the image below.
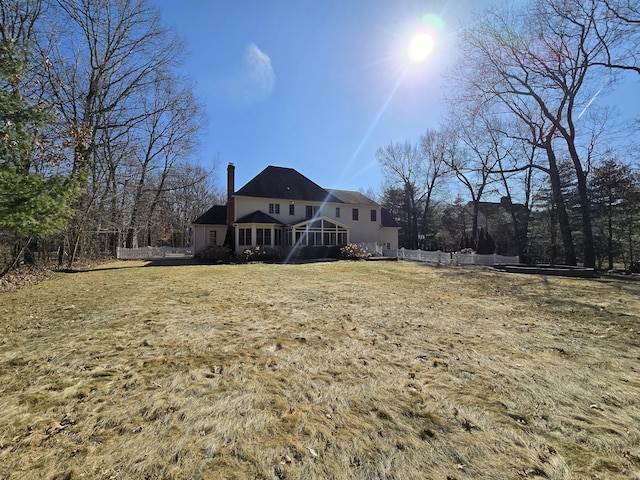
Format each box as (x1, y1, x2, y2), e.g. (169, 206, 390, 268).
(597, 0, 640, 74)
(124, 73, 205, 248)
(417, 129, 450, 249)
(40, 0, 188, 263)
(0, 0, 42, 44)
(452, 0, 628, 267)
(443, 115, 501, 247)
(377, 141, 423, 249)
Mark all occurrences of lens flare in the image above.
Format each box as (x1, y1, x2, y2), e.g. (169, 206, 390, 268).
(408, 30, 434, 62)
(422, 13, 444, 32)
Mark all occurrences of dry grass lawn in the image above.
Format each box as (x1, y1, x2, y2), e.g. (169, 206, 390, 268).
(0, 260, 639, 480)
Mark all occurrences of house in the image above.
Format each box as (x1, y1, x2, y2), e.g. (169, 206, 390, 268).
(192, 164, 400, 255)
(462, 197, 528, 255)
(464, 197, 528, 229)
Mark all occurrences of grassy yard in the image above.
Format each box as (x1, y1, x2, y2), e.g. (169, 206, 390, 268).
(0, 260, 639, 480)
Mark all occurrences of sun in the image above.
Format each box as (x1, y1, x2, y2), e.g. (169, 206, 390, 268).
(408, 31, 434, 63)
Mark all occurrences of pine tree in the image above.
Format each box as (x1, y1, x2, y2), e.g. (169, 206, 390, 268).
(0, 40, 83, 274)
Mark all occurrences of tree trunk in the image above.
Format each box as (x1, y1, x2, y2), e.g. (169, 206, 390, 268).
(471, 200, 479, 246)
(574, 168, 596, 268)
(545, 143, 577, 266)
(607, 200, 614, 271)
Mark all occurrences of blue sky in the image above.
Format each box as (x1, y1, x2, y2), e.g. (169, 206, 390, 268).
(154, 0, 638, 195)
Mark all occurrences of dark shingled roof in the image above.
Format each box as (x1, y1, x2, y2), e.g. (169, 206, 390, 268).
(329, 189, 378, 206)
(466, 198, 528, 220)
(193, 205, 227, 225)
(381, 207, 400, 228)
(235, 210, 284, 225)
(235, 166, 343, 203)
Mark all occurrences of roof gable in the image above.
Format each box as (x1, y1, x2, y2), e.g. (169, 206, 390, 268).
(193, 205, 227, 225)
(235, 166, 342, 203)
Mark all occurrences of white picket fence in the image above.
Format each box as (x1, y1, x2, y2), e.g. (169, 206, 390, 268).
(116, 246, 194, 260)
(358, 242, 384, 256)
(357, 243, 519, 266)
(388, 248, 519, 266)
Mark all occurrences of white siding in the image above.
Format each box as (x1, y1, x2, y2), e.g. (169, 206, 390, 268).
(192, 224, 227, 253)
(234, 196, 395, 252)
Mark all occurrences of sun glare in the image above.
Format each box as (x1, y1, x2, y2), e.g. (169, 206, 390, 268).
(408, 31, 434, 63)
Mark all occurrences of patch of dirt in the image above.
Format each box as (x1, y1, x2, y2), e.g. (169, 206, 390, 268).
(0, 263, 58, 292)
(0, 258, 113, 292)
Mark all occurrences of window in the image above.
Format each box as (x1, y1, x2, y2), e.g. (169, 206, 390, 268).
(275, 204, 280, 214)
(335, 207, 340, 218)
(256, 228, 271, 246)
(305, 205, 319, 219)
(371, 209, 377, 222)
(289, 204, 295, 215)
(274, 229, 283, 246)
(269, 203, 280, 214)
(352, 208, 359, 221)
(239, 228, 252, 246)
(208, 230, 217, 246)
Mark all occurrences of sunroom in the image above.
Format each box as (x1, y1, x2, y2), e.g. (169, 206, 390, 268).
(286, 217, 350, 247)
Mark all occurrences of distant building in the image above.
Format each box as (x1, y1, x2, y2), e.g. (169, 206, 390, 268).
(463, 197, 528, 255)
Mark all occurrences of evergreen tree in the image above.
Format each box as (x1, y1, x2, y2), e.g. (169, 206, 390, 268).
(0, 40, 82, 274)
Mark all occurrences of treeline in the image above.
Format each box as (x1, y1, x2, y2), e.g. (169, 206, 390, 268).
(378, 0, 639, 270)
(0, 0, 220, 275)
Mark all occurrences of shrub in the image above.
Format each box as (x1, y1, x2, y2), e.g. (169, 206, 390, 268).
(195, 245, 234, 263)
(339, 243, 370, 260)
(242, 246, 277, 262)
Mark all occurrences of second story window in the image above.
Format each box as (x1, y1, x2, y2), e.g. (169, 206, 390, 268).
(371, 209, 377, 222)
(305, 205, 319, 219)
(289, 204, 295, 215)
(269, 203, 280, 214)
(336, 207, 340, 218)
(352, 208, 359, 221)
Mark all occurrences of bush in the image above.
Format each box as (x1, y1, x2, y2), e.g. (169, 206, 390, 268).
(242, 245, 278, 262)
(195, 245, 234, 263)
(339, 243, 370, 260)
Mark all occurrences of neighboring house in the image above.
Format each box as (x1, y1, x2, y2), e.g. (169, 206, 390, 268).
(192, 164, 400, 255)
(464, 198, 528, 232)
(462, 197, 528, 255)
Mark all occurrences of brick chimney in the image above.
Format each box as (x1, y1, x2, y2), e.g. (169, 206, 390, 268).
(224, 163, 235, 248)
(227, 163, 236, 225)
